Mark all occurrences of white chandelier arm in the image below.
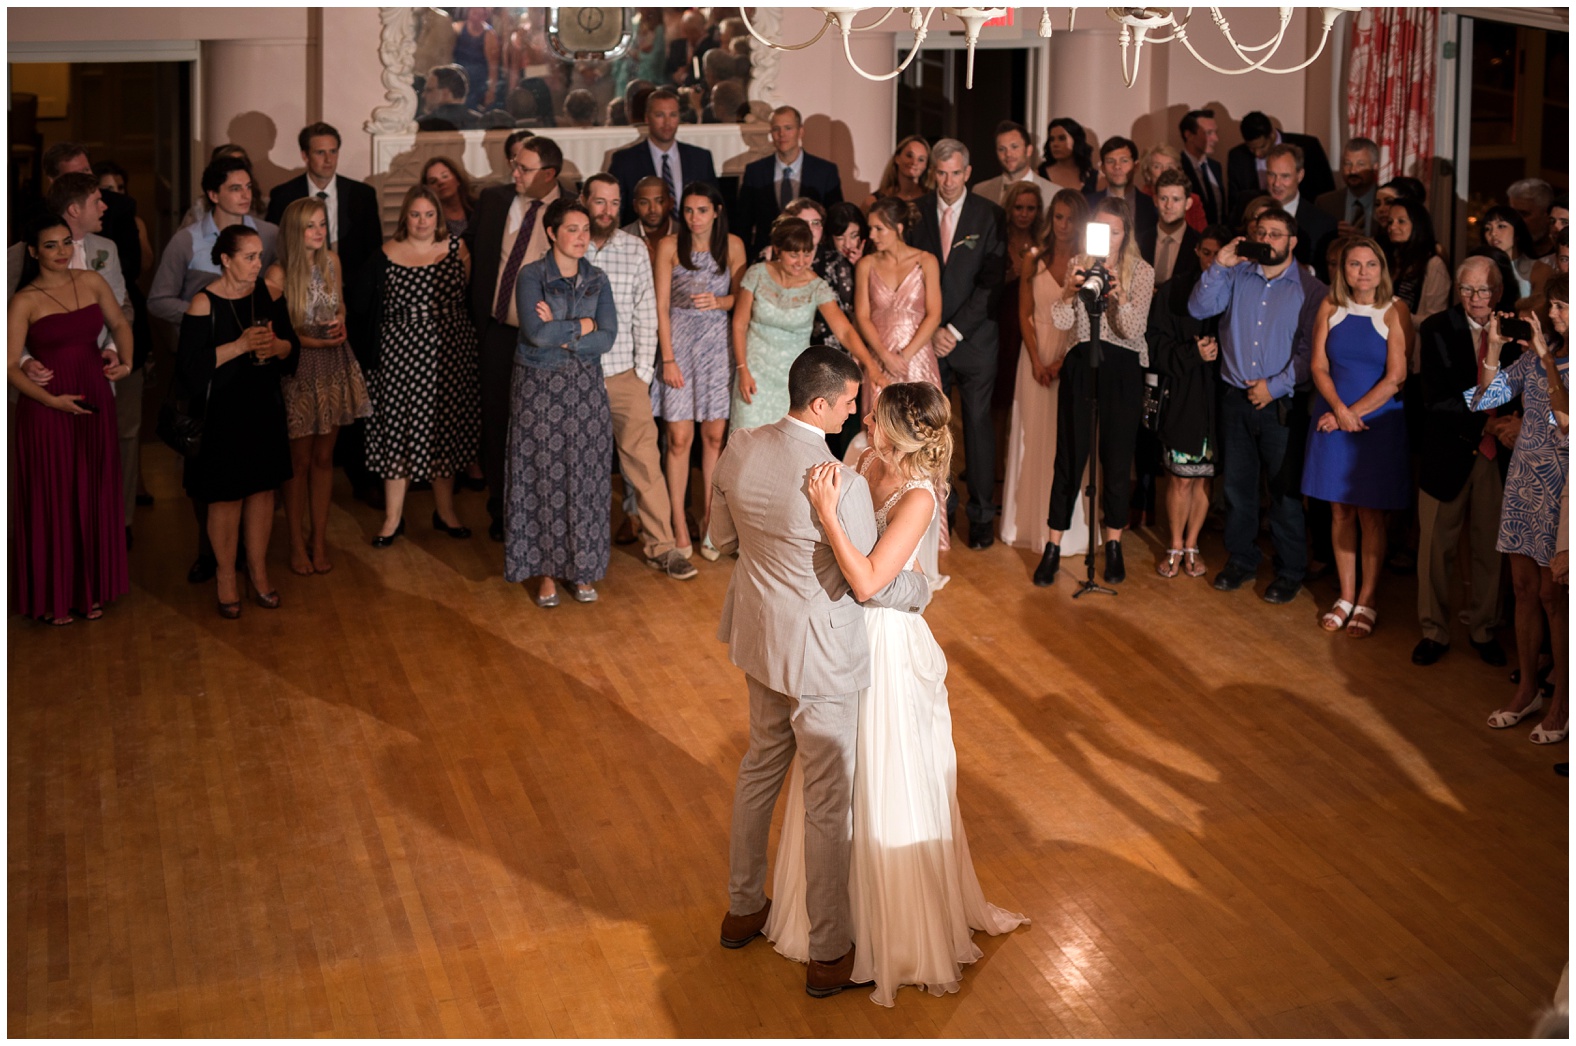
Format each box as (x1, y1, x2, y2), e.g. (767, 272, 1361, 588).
(1208, 7, 1294, 54)
(738, 5, 831, 51)
(845, 7, 898, 31)
(1173, 8, 1337, 76)
(833, 6, 938, 81)
(1246, 7, 1351, 74)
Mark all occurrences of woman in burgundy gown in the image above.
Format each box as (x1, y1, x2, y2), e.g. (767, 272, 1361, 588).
(7, 214, 133, 624)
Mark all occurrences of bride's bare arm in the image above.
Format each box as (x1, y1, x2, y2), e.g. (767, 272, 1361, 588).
(808, 462, 931, 602)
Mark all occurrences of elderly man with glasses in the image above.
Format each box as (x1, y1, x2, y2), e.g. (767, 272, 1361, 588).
(1410, 257, 1519, 666)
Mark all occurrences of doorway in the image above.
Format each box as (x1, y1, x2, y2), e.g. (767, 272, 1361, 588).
(897, 47, 1031, 181)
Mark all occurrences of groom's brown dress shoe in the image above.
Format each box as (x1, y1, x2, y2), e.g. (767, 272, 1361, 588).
(805, 946, 874, 998)
(720, 900, 771, 949)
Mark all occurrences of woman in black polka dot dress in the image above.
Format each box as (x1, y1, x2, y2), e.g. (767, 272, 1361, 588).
(363, 186, 481, 544)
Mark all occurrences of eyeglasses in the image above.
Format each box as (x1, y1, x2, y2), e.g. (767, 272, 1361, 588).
(511, 164, 546, 176)
(1457, 285, 1496, 300)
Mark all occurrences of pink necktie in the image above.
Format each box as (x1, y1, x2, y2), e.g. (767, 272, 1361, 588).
(940, 204, 956, 264)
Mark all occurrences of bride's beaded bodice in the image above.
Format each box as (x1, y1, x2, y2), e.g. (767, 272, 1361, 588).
(858, 451, 937, 537)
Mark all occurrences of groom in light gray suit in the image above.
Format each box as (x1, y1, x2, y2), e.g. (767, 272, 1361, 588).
(710, 347, 932, 998)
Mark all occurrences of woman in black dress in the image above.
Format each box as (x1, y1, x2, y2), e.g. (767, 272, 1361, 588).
(360, 186, 480, 546)
(177, 225, 299, 618)
(506, 199, 617, 607)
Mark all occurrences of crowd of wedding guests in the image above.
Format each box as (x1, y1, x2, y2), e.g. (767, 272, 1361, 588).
(8, 84, 1569, 743)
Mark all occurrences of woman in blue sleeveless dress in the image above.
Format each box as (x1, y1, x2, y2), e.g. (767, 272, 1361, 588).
(1302, 238, 1411, 638)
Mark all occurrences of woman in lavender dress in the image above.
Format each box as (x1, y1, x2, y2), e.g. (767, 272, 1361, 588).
(652, 182, 746, 558)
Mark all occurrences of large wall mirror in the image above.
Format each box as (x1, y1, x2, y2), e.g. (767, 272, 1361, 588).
(366, 7, 783, 227)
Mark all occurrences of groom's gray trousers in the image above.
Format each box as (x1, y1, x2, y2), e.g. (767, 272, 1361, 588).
(729, 675, 859, 962)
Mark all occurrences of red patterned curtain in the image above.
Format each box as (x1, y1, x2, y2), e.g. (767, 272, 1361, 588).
(1346, 8, 1438, 183)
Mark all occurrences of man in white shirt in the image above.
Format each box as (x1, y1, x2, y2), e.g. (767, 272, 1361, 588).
(736, 106, 844, 256)
(581, 173, 696, 580)
(1265, 144, 1336, 279)
(1316, 138, 1380, 239)
(607, 88, 718, 227)
(972, 121, 1055, 208)
(1179, 108, 1227, 226)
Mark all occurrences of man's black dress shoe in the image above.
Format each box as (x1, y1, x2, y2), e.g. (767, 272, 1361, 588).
(967, 528, 994, 550)
(1102, 540, 1125, 583)
(1213, 564, 1253, 591)
(488, 518, 505, 543)
(1470, 637, 1508, 667)
(1262, 575, 1302, 604)
(1412, 638, 1449, 666)
(1032, 543, 1060, 587)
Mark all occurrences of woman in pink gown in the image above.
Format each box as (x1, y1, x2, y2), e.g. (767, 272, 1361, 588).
(854, 196, 950, 568)
(8, 215, 133, 624)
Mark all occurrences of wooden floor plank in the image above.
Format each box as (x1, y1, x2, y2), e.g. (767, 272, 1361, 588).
(7, 459, 1568, 1035)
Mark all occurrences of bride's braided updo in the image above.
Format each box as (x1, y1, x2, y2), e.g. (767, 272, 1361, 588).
(873, 382, 952, 493)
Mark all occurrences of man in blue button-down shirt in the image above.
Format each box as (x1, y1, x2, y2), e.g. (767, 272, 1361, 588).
(1188, 207, 1327, 603)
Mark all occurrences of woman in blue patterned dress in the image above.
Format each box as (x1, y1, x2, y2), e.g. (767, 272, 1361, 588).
(1474, 275, 1569, 744)
(652, 181, 745, 559)
(1302, 238, 1411, 638)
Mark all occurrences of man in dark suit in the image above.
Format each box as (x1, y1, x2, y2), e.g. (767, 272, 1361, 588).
(734, 105, 843, 257)
(1085, 136, 1158, 264)
(1226, 111, 1335, 218)
(266, 121, 386, 505)
(1141, 170, 1201, 282)
(1315, 137, 1381, 240)
(471, 131, 564, 540)
(912, 139, 1007, 548)
(1178, 108, 1228, 226)
(664, 8, 714, 86)
(607, 88, 718, 227)
(1263, 143, 1337, 280)
(1412, 258, 1516, 667)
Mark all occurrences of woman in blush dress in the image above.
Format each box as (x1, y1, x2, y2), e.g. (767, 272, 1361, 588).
(852, 195, 947, 578)
(652, 181, 746, 559)
(8, 214, 133, 625)
(764, 382, 1028, 1006)
(995, 182, 1043, 415)
(1302, 238, 1411, 638)
(1002, 188, 1089, 557)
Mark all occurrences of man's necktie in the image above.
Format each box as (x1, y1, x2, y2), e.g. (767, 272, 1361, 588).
(779, 166, 794, 210)
(1476, 328, 1498, 460)
(940, 204, 956, 264)
(661, 152, 677, 211)
(1156, 234, 1176, 284)
(317, 191, 332, 247)
(1352, 199, 1367, 235)
(494, 198, 543, 325)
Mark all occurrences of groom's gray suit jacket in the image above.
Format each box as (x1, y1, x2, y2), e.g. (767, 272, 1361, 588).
(710, 417, 931, 697)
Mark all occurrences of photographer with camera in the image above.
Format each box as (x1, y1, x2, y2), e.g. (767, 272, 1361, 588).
(1188, 207, 1327, 603)
(1035, 197, 1154, 586)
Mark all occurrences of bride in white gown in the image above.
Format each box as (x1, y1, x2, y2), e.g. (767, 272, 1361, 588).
(763, 382, 1028, 1007)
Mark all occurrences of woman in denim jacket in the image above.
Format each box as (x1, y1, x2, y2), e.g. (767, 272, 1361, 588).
(506, 198, 618, 607)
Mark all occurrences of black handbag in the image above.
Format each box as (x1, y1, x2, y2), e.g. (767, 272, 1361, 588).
(1140, 371, 1170, 433)
(157, 314, 210, 458)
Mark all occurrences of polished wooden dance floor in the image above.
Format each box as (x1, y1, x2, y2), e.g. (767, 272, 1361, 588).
(8, 459, 1568, 1036)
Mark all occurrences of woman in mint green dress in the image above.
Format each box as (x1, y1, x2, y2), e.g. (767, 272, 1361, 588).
(729, 217, 876, 433)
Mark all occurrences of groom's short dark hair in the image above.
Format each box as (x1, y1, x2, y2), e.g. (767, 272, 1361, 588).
(789, 345, 862, 411)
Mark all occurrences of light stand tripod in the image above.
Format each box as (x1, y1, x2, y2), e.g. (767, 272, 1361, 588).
(1071, 276, 1116, 600)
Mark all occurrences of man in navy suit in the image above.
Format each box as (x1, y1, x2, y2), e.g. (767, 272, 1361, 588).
(1226, 110, 1336, 218)
(735, 106, 843, 257)
(606, 88, 718, 227)
(1178, 108, 1228, 226)
(1085, 136, 1158, 264)
(911, 139, 1007, 548)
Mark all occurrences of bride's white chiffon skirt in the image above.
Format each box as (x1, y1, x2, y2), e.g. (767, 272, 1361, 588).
(763, 606, 1027, 1006)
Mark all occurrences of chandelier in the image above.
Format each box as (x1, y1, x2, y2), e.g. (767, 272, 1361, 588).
(739, 6, 1363, 89)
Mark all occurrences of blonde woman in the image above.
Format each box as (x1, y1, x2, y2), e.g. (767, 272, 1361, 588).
(762, 381, 1028, 1006)
(1041, 196, 1155, 585)
(861, 135, 932, 212)
(264, 197, 372, 576)
(1302, 237, 1411, 637)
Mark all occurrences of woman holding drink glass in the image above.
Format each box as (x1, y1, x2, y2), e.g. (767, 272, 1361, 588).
(265, 198, 372, 575)
(177, 224, 300, 618)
